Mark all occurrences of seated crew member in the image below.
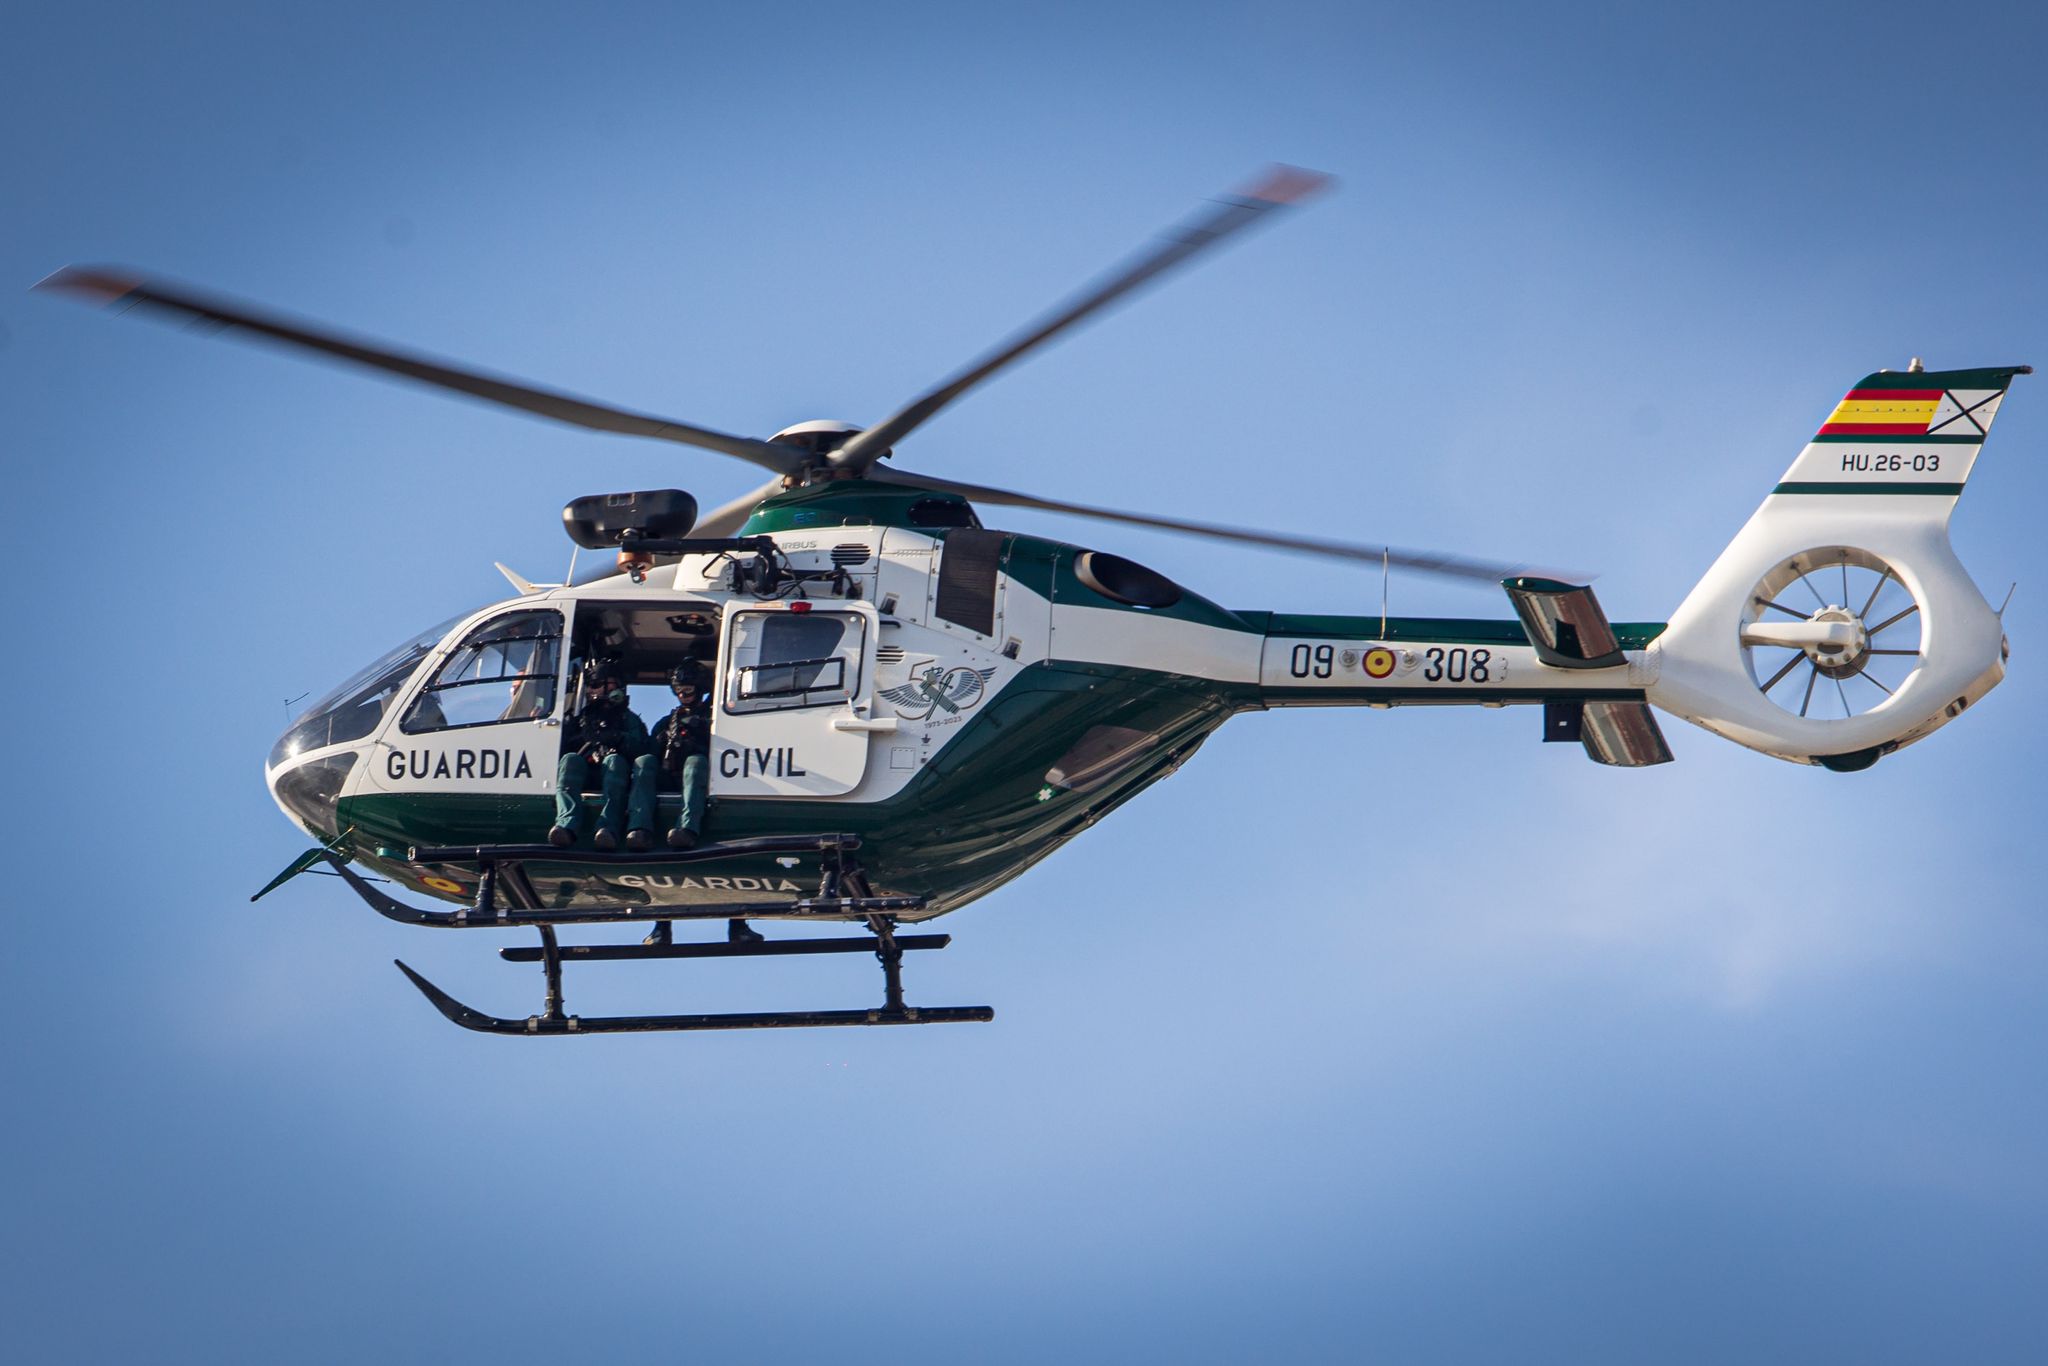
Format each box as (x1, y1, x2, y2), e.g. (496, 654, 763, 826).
(644, 661, 760, 948)
(500, 676, 549, 721)
(548, 658, 659, 851)
(651, 663, 712, 850)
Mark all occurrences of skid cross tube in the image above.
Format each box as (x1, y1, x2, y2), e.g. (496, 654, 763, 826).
(538, 925, 567, 1022)
(870, 915, 909, 1015)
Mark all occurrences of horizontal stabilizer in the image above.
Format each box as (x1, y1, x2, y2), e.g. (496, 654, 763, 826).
(1581, 700, 1674, 766)
(1544, 699, 1674, 766)
(1505, 578, 1627, 669)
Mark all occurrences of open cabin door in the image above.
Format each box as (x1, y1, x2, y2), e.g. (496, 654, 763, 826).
(711, 601, 879, 798)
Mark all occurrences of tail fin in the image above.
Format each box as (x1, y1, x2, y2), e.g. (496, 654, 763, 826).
(1650, 365, 2028, 769)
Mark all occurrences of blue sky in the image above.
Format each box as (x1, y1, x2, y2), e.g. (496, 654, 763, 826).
(5, 2, 2046, 1361)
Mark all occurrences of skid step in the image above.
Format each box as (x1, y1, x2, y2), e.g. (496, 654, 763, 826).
(325, 854, 924, 928)
(406, 833, 858, 865)
(396, 961, 993, 1035)
(499, 933, 950, 963)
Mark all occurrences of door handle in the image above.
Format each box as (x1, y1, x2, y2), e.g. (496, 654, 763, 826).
(831, 715, 899, 733)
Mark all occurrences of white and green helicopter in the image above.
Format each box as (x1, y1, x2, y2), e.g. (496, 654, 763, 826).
(39, 168, 2025, 1035)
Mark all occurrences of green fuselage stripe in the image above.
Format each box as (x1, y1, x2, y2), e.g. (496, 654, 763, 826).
(1261, 686, 1647, 704)
(1846, 367, 2024, 391)
(1772, 482, 1965, 496)
(1245, 613, 1667, 650)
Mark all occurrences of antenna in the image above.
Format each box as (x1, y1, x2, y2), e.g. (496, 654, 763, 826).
(1380, 546, 1389, 637)
(495, 562, 542, 595)
(1998, 582, 2017, 617)
(566, 544, 580, 587)
(284, 690, 309, 719)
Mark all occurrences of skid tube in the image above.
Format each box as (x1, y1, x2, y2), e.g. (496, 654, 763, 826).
(315, 839, 992, 1035)
(396, 959, 995, 1035)
(397, 914, 991, 1036)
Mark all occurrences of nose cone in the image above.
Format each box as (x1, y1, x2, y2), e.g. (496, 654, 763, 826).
(267, 750, 359, 843)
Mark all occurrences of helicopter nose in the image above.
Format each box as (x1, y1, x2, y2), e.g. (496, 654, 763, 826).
(267, 751, 359, 843)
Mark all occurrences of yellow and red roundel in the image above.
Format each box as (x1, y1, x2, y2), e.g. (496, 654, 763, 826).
(1363, 647, 1397, 679)
(421, 875, 464, 895)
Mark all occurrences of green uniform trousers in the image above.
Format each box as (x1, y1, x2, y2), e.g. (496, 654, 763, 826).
(556, 752, 658, 837)
(673, 753, 707, 837)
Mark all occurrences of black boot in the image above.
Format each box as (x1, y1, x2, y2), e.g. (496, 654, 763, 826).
(625, 828, 652, 852)
(642, 920, 673, 947)
(547, 825, 575, 848)
(592, 827, 619, 852)
(666, 828, 698, 850)
(727, 919, 764, 946)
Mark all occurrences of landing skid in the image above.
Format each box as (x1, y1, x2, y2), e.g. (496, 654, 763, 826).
(305, 835, 993, 1035)
(396, 918, 991, 1036)
(397, 961, 995, 1035)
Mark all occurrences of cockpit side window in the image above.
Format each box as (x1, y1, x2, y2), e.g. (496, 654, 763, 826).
(724, 610, 864, 713)
(268, 611, 470, 769)
(402, 609, 564, 733)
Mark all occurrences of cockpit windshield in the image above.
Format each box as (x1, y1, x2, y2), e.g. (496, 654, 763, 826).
(267, 611, 470, 770)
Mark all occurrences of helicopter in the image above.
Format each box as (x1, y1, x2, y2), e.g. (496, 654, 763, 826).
(37, 167, 2026, 1036)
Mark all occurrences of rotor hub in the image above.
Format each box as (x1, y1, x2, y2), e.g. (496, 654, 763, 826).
(1805, 604, 1870, 678)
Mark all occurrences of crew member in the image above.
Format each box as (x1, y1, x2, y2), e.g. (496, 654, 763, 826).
(549, 658, 659, 851)
(650, 663, 712, 849)
(644, 661, 758, 948)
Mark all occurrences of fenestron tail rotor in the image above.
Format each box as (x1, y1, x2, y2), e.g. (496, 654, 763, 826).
(1740, 547, 1924, 721)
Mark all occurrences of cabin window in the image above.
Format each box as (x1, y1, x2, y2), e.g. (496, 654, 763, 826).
(725, 609, 865, 713)
(1046, 724, 1160, 794)
(402, 609, 564, 733)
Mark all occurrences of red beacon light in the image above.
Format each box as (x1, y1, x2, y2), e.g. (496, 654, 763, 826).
(788, 601, 811, 613)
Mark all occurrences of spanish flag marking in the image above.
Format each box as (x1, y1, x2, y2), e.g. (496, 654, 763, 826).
(1819, 388, 1941, 436)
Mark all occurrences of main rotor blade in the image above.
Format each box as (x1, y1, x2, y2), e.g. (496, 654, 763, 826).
(873, 468, 1560, 585)
(689, 476, 789, 537)
(34, 266, 807, 477)
(829, 165, 1331, 475)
